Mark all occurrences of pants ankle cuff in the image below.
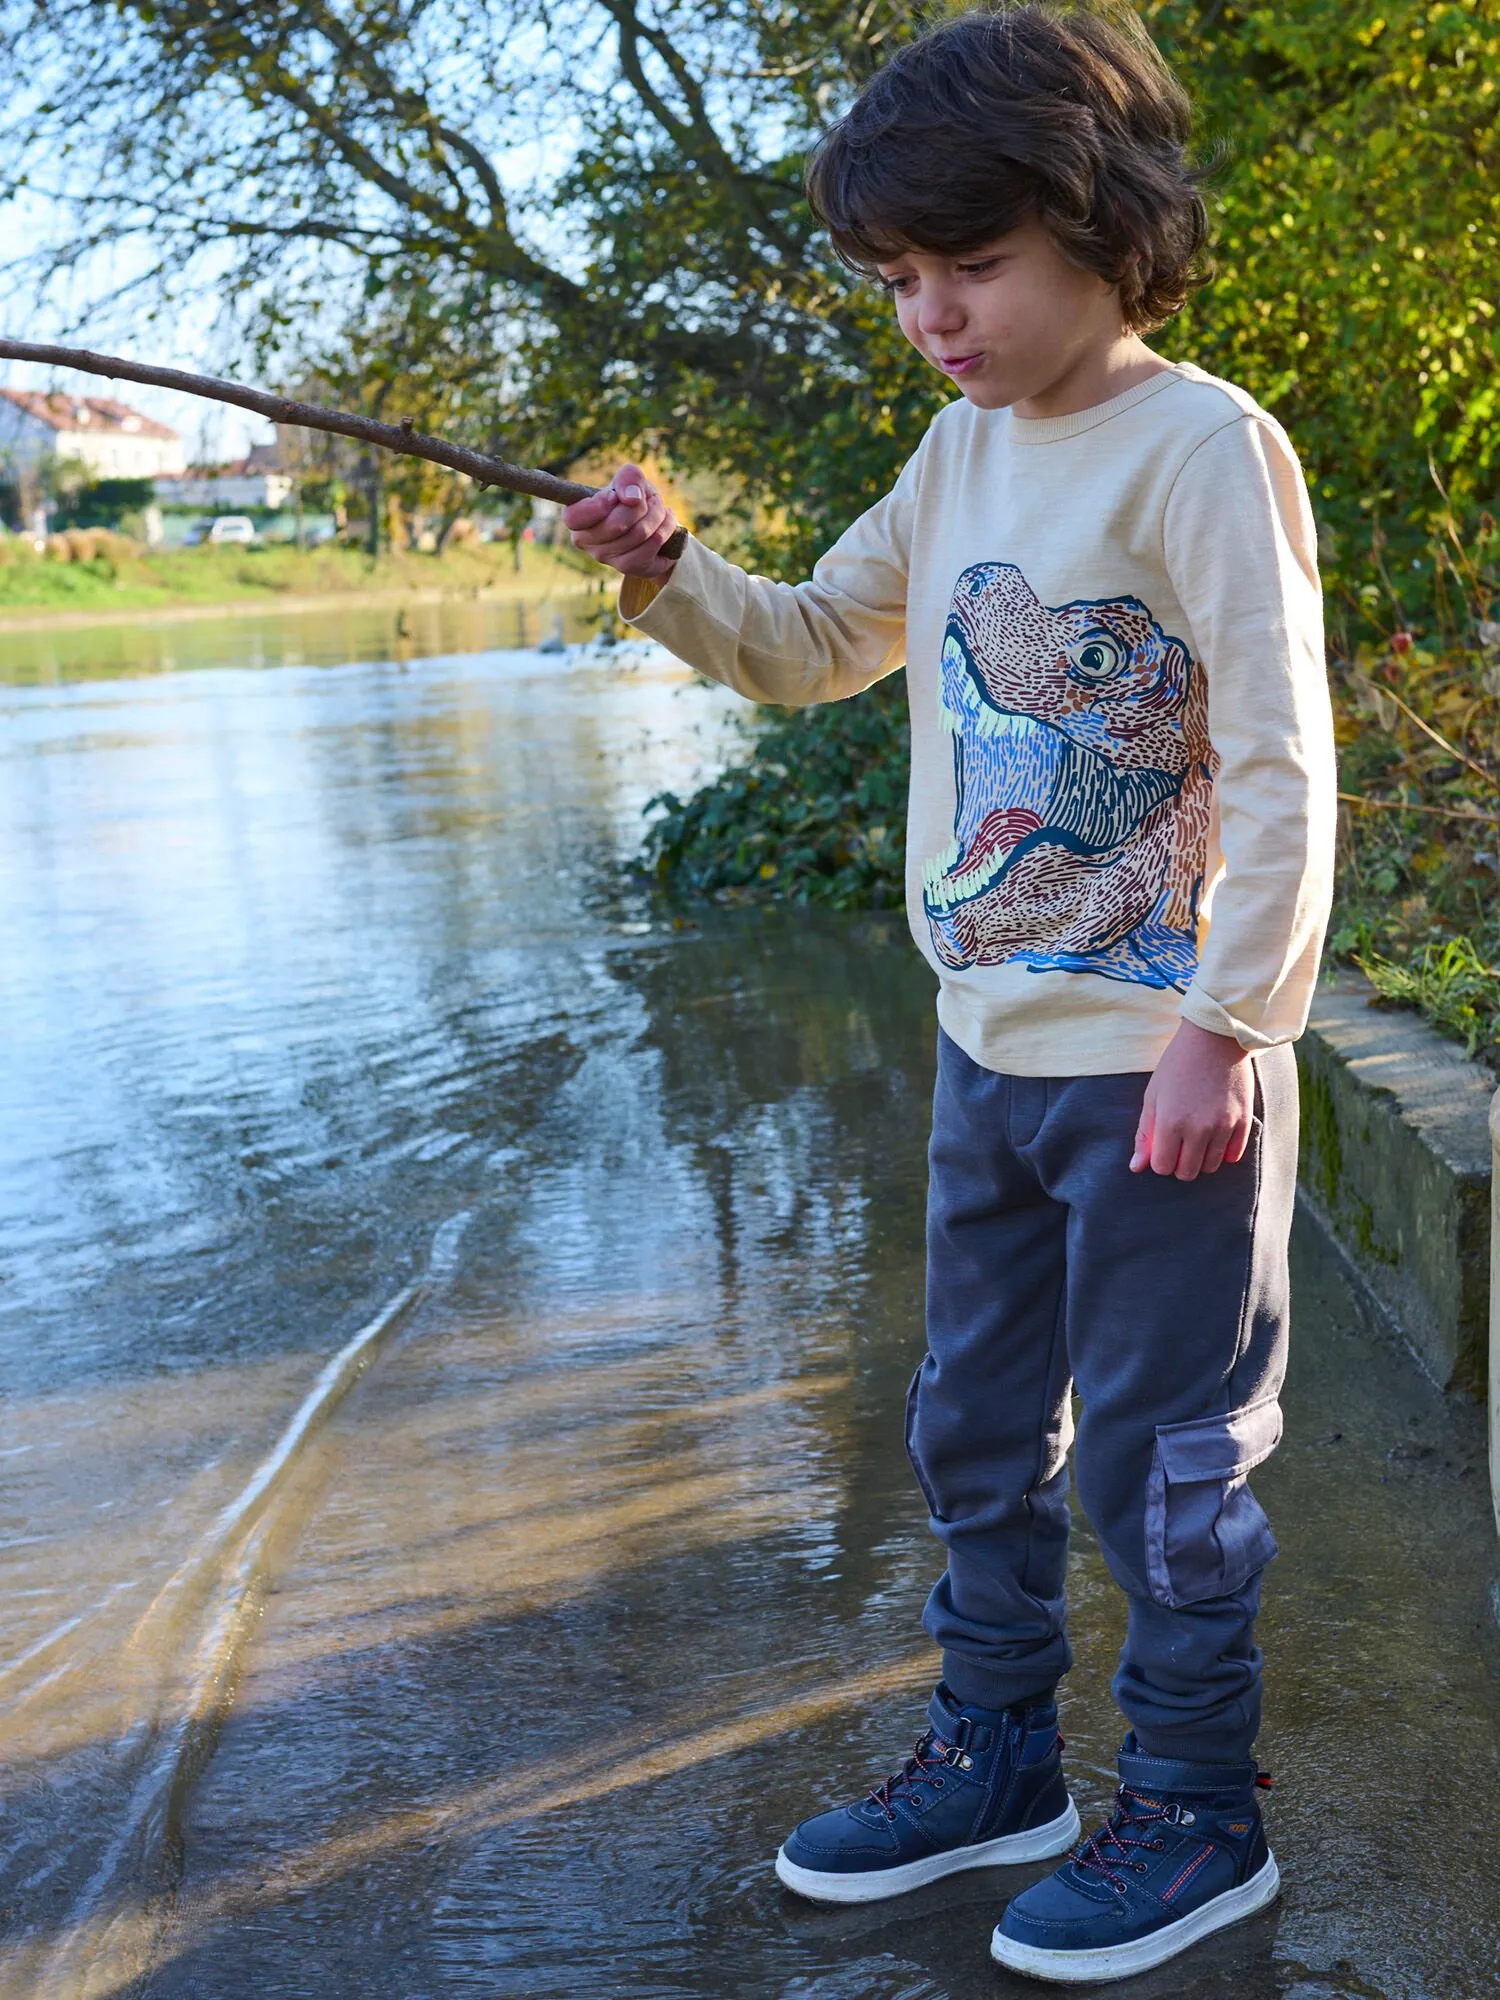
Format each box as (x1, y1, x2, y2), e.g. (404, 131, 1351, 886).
(1126, 1728, 1259, 1774)
(942, 1652, 1059, 1715)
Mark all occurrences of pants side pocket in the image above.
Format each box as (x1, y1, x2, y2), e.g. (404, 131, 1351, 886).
(904, 1360, 946, 1524)
(1143, 1396, 1282, 1609)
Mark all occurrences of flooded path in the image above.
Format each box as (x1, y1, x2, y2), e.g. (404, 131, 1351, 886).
(2, 608, 1496, 1999)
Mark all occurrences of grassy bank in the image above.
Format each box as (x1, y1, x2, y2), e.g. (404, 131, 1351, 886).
(0, 532, 591, 624)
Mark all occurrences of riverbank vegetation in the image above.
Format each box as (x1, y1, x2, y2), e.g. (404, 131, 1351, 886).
(0, 532, 589, 622)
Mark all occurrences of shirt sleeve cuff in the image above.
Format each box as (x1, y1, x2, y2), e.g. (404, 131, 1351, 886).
(1178, 984, 1283, 1051)
(619, 555, 685, 626)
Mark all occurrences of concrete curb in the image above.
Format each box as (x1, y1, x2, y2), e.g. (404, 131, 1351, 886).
(1295, 970, 1493, 1401)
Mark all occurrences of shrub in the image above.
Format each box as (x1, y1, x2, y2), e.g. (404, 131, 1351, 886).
(643, 674, 910, 909)
(52, 477, 157, 531)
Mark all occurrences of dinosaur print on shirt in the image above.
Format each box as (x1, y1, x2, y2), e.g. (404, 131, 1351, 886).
(921, 562, 1218, 986)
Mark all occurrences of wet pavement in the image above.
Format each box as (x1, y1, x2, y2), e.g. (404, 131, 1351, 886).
(1, 608, 1496, 2000)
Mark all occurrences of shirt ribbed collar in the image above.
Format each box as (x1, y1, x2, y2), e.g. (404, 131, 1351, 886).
(1005, 364, 1185, 444)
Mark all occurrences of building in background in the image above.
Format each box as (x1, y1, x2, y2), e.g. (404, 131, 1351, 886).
(0, 389, 185, 479)
(155, 444, 293, 511)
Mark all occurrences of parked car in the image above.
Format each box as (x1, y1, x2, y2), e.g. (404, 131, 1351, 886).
(205, 515, 257, 545)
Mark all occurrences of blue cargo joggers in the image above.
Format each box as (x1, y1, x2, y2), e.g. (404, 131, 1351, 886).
(907, 1027, 1299, 1763)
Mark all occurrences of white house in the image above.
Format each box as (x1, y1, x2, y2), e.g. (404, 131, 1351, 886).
(155, 445, 293, 511)
(0, 389, 186, 479)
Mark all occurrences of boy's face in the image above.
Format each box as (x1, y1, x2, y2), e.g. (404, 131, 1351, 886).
(876, 216, 1125, 411)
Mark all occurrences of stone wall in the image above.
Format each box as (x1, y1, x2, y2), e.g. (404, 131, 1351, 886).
(1294, 971, 1493, 1400)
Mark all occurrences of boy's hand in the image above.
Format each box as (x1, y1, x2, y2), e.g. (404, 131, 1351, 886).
(1131, 1019, 1255, 1179)
(562, 463, 680, 579)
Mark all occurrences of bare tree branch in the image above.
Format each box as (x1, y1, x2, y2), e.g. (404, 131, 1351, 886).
(0, 337, 596, 506)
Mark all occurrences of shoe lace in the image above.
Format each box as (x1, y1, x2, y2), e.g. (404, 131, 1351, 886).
(1071, 1787, 1174, 1890)
(866, 1731, 952, 1816)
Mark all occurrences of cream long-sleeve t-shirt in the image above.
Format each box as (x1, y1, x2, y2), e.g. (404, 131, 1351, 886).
(621, 360, 1338, 1078)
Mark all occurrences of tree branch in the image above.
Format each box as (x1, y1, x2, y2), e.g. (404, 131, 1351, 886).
(598, 0, 802, 263)
(0, 338, 595, 506)
(300, 4, 512, 229)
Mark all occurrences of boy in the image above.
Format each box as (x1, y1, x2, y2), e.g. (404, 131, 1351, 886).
(564, 3, 1335, 1983)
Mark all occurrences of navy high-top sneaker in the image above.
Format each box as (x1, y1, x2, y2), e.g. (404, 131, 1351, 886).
(990, 1733, 1279, 1984)
(774, 1683, 1078, 1905)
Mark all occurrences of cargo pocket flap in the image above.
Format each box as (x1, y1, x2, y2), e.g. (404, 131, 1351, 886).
(1154, 1396, 1282, 1484)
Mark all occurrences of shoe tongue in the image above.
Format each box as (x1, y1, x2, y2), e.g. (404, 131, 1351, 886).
(873, 1731, 946, 1806)
(1094, 1787, 1160, 1859)
(926, 1686, 964, 1739)
(911, 1728, 950, 1772)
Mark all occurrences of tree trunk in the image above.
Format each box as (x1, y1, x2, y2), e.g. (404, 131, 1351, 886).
(365, 454, 382, 559)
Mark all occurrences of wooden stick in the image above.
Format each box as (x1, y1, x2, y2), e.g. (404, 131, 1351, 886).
(0, 338, 689, 556)
(1375, 680, 1500, 793)
(1337, 789, 1500, 825)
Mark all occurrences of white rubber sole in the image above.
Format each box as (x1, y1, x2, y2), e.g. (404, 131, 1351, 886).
(773, 1798, 1081, 1905)
(989, 1850, 1281, 1984)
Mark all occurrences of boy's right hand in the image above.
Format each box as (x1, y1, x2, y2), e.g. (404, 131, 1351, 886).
(563, 464, 681, 579)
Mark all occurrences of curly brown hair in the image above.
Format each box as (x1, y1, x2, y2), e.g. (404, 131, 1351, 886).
(805, 3, 1210, 335)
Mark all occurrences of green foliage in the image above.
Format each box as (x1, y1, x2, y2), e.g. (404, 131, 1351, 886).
(1355, 935, 1500, 1060)
(1148, 0, 1500, 645)
(284, 276, 525, 551)
(643, 675, 910, 908)
(1267, 502, 1499, 1063)
(8, 1, 1496, 613)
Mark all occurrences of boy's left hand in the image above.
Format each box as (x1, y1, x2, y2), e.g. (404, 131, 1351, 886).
(1131, 1019, 1255, 1179)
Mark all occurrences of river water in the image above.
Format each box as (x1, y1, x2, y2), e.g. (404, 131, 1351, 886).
(1, 602, 1496, 2000)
